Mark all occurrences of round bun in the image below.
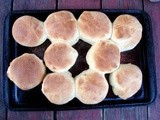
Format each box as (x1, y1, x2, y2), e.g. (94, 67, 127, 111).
(44, 11, 79, 45)
(86, 40, 120, 74)
(111, 14, 143, 52)
(12, 16, 47, 47)
(75, 69, 109, 104)
(78, 11, 112, 45)
(42, 72, 75, 105)
(44, 42, 78, 72)
(109, 64, 142, 99)
(7, 53, 46, 90)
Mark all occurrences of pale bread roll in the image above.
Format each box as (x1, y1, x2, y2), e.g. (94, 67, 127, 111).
(44, 11, 79, 45)
(86, 40, 120, 74)
(7, 53, 46, 90)
(44, 42, 78, 72)
(12, 16, 47, 47)
(75, 69, 109, 104)
(78, 11, 112, 45)
(42, 72, 75, 105)
(111, 14, 143, 52)
(109, 64, 142, 99)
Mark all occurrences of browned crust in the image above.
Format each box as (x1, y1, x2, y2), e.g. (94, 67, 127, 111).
(87, 40, 120, 73)
(75, 69, 109, 104)
(44, 42, 78, 72)
(7, 53, 46, 90)
(12, 16, 46, 47)
(42, 72, 75, 105)
(111, 14, 142, 51)
(78, 11, 112, 44)
(109, 64, 142, 99)
(44, 11, 79, 45)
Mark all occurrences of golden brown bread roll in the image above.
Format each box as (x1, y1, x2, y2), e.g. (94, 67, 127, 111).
(86, 40, 120, 74)
(78, 11, 112, 45)
(44, 42, 78, 72)
(109, 64, 142, 99)
(7, 53, 46, 90)
(44, 11, 79, 45)
(75, 69, 109, 104)
(12, 16, 47, 47)
(111, 14, 142, 52)
(42, 72, 75, 105)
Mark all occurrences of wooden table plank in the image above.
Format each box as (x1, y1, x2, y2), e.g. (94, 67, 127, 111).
(104, 107, 147, 120)
(143, 0, 160, 120)
(102, 0, 143, 9)
(102, 0, 148, 120)
(0, 0, 12, 120)
(13, 0, 56, 10)
(58, 0, 100, 9)
(6, 0, 56, 120)
(56, 110, 102, 120)
(8, 111, 53, 120)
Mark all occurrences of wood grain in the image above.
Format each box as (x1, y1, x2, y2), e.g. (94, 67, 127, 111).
(13, 0, 56, 10)
(58, 0, 100, 9)
(7, 111, 53, 120)
(0, 0, 12, 119)
(102, 0, 143, 9)
(104, 107, 147, 120)
(56, 110, 102, 120)
(144, 0, 160, 120)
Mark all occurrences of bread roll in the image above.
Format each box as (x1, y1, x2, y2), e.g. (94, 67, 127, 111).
(42, 72, 75, 105)
(78, 11, 112, 45)
(86, 40, 120, 74)
(12, 16, 47, 47)
(7, 53, 46, 90)
(109, 64, 142, 99)
(111, 14, 142, 52)
(44, 42, 78, 72)
(75, 69, 109, 104)
(44, 11, 79, 45)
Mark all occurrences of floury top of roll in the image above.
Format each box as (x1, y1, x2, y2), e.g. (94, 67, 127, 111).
(12, 16, 47, 47)
(111, 14, 143, 52)
(78, 11, 112, 45)
(44, 11, 79, 45)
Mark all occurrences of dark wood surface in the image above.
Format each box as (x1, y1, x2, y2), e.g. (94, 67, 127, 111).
(0, 0, 160, 120)
(144, 0, 160, 120)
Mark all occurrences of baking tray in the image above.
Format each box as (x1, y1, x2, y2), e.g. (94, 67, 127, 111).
(3, 10, 157, 111)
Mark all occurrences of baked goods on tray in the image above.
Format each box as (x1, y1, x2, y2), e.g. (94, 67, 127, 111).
(44, 11, 79, 45)
(86, 40, 120, 74)
(111, 14, 143, 52)
(7, 10, 143, 105)
(42, 72, 75, 105)
(78, 11, 112, 45)
(12, 16, 47, 47)
(7, 53, 46, 90)
(75, 69, 109, 104)
(109, 64, 142, 99)
(44, 41, 78, 72)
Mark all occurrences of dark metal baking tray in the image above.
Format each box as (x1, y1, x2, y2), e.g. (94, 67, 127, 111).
(3, 9, 157, 111)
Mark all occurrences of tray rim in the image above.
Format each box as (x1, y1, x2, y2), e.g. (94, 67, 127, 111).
(3, 9, 157, 111)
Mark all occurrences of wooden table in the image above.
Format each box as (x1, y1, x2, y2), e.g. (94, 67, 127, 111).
(0, 0, 160, 120)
